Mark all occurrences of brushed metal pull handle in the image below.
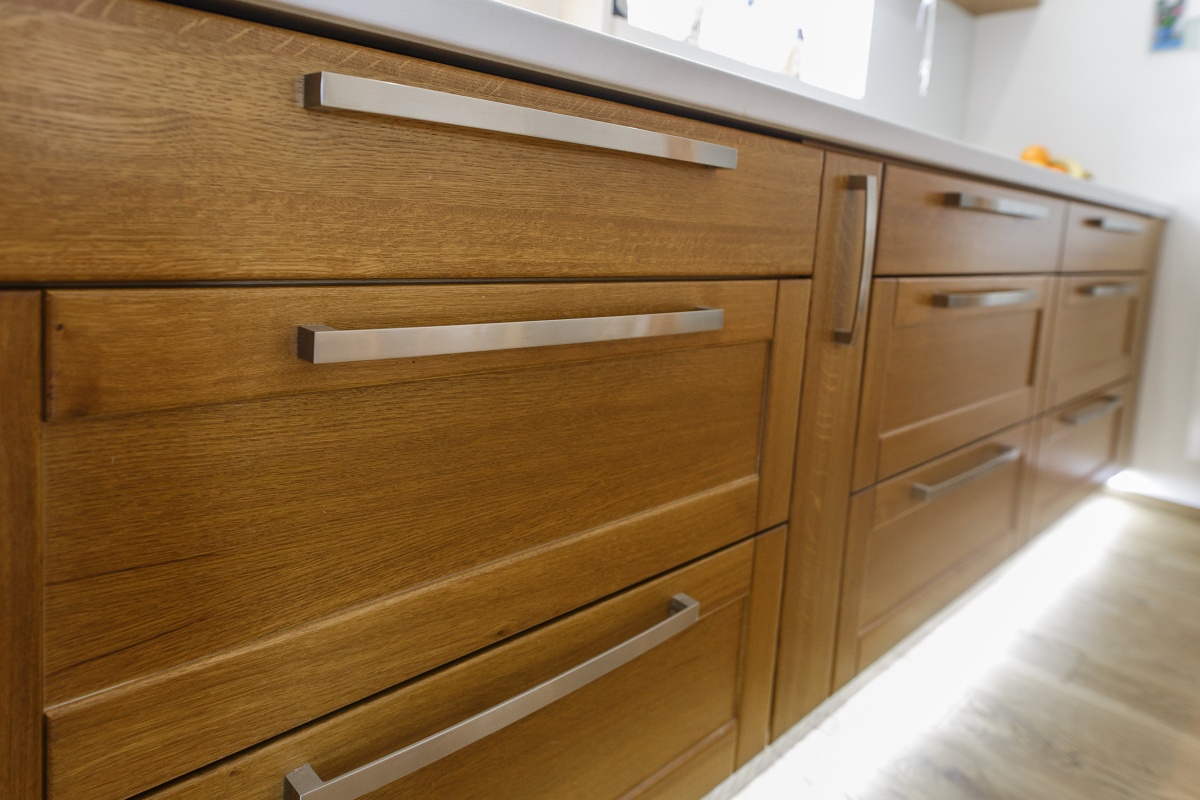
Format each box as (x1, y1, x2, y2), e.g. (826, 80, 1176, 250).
(1061, 395, 1123, 425)
(283, 594, 701, 800)
(911, 445, 1020, 502)
(297, 308, 724, 364)
(931, 288, 1039, 309)
(1079, 282, 1139, 298)
(944, 192, 1049, 220)
(303, 72, 738, 169)
(1086, 216, 1146, 234)
(833, 174, 879, 345)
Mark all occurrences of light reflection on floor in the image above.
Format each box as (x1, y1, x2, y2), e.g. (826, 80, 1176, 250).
(733, 496, 1129, 800)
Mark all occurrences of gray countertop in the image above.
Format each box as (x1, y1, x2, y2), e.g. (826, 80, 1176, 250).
(211, 0, 1170, 218)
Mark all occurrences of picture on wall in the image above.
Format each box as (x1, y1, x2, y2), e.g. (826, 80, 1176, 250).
(1154, 0, 1188, 50)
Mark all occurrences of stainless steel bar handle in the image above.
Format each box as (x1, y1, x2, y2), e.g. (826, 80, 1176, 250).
(304, 72, 738, 169)
(944, 192, 1049, 220)
(911, 445, 1020, 502)
(297, 307, 724, 364)
(283, 594, 701, 800)
(833, 174, 879, 345)
(1086, 216, 1146, 234)
(931, 289, 1038, 309)
(1061, 395, 1123, 426)
(1080, 282, 1139, 298)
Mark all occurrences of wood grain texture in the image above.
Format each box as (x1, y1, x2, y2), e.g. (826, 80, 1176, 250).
(1029, 382, 1131, 533)
(1042, 273, 1147, 409)
(853, 275, 1050, 487)
(835, 423, 1030, 684)
(756, 281, 811, 530)
(0, 292, 43, 800)
(138, 542, 754, 800)
(771, 154, 884, 738)
(43, 344, 768, 799)
(735, 524, 787, 767)
(0, 0, 822, 282)
(874, 164, 1066, 276)
(1062, 202, 1164, 274)
(45, 281, 778, 420)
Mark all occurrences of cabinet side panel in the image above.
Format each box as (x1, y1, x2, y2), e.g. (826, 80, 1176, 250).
(0, 291, 43, 799)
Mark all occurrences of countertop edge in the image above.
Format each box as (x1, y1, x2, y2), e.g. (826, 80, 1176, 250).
(197, 0, 1172, 219)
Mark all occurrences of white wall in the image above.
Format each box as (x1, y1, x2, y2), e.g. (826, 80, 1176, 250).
(964, 0, 1200, 507)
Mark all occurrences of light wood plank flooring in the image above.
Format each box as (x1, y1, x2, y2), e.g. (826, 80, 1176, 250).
(730, 494, 1200, 800)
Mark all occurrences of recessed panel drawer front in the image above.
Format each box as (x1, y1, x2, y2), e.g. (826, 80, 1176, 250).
(1062, 202, 1163, 274)
(854, 276, 1050, 488)
(1043, 274, 1147, 409)
(140, 540, 770, 800)
(0, 0, 822, 282)
(837, 425, 1030, 683)
(874, 165, 1067, 276)
(41, 281, 803, 800)
(1031, 383, 1131, 532)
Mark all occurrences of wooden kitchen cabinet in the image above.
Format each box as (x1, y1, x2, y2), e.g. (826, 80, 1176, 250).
(1061, 202, 1163, 274)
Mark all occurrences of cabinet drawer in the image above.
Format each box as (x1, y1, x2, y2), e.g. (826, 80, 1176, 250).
(41, 281, 807, 800)
(0, 0, 822, 283)
(874, 165, 1067, 276)
(1029, 384, 1131, 533)
(854, 276, 1050, 488)
(836, 425, 1030, 684)
(139, 535, 784, 800)
(1043, 274, 1147, 409)
(1062, 202, 1163, 273)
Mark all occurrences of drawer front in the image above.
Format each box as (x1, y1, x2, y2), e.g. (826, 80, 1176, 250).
(0, 0, 822, 283)
(874, 165, 1067, 276)
(1062, 202, 1163, 274)
(1029, 383, 1131, 533)
(836, 425, 1030, 684)
(854, 276, 1051, 488)
(41, 282, 806, 800)
(1043, 274, 1148, 409)
(138, 536, 783, 800)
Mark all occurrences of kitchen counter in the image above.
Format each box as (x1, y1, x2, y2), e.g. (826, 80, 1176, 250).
(193, 0, 1170, 218)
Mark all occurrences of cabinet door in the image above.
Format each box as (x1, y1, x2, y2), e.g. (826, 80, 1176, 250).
(854, 276, 1051, 488)
(1062, 202, 1163, 274)
(41, 281, 806, 800)
(138, 534, 785, 800)
(835, 425, 1031, 685)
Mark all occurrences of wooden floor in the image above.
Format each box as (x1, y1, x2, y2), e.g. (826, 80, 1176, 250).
(731, 495, 1200, 800)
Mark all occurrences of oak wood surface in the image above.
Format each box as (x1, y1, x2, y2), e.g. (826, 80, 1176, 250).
(43, 338, 768, 800)
(874, 164, 1066, 277)
(1042, 273, 1147, 409)
(1030, 382, 1131, 533)
(771, 154, 884, 738)
(139, 542, 755, 800)
(45, 281, 779, 420)
(853, 275, 1050, 488)
(0, 0, 822, 282)
(0, 292, 43, 800)
(1062, 202, 1164, 274)
(755, 282, 811, 531)
(835, 424, 1030, 684)
(735, 525, 788, 767)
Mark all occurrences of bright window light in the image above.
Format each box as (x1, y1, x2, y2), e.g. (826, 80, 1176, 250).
(736, 495, 1126, 799)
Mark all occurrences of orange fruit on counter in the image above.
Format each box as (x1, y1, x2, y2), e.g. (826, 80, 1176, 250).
(1020, 145, 1051, 166)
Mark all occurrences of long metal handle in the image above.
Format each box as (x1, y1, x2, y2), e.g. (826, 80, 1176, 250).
(297, 307, 724, 364)
(911, 445, 1020, 502)
(1079, 282, 1139, 298)
(283, 594, 701, 800)
(1086, 216, 1146, 234)
(944, 192, 1049, 220)
(833, 174, 879, 345)
(303, 72, 737, 169)
(931, 288, 1038, 309)
(1061, 395, 1123, 426)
